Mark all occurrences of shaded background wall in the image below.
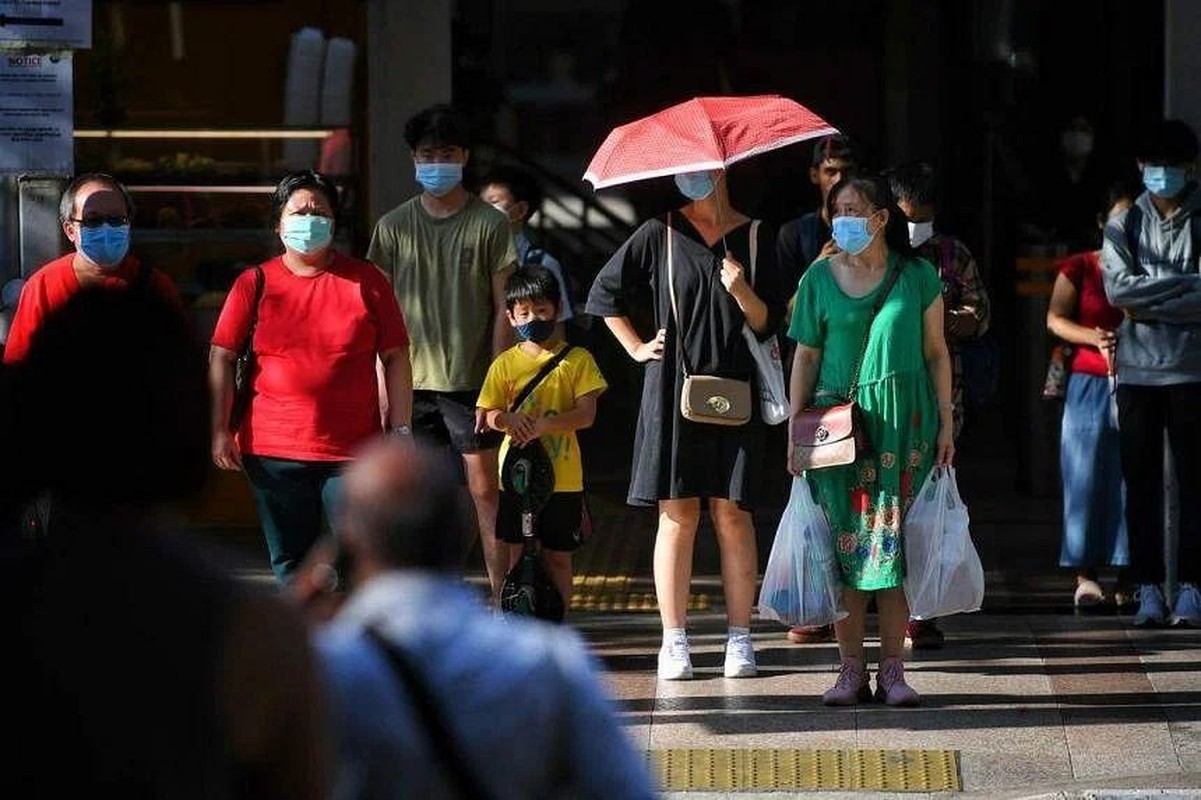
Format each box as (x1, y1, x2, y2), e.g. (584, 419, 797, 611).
(54, 0, 1170, 503)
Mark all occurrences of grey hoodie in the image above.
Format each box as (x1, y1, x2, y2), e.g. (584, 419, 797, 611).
(1101, 185, 1201, 385)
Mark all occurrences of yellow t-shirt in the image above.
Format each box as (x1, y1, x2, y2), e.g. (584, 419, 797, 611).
(477, 343, 608, 492)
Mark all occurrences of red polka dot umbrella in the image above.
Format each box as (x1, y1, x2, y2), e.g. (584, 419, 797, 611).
(583, 94, 839, 190)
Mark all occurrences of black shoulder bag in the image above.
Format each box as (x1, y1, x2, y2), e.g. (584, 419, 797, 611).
(229, 266, 264, 431)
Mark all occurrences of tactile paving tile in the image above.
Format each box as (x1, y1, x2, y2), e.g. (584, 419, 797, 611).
(648, 748, 962, 792)
(569, 573, 710, 612)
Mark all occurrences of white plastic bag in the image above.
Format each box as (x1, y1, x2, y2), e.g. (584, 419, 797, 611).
(758, 477, 847, 626)
(743, 329, 789, 425)
(903, 467, 984, 619)
(741, 219, 788, 425)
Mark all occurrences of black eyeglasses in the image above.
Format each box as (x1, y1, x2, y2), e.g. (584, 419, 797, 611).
(69, 215, 130, 228)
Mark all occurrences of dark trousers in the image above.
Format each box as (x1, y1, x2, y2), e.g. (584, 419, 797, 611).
(1116, 383, 1201, 585)
(242, 455, 346, 584)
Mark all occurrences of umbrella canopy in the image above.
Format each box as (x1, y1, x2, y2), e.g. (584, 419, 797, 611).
(583, 94, 838, 190)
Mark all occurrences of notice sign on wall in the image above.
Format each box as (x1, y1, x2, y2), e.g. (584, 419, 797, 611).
(0, 50, 72, 173)
(0, 0, 91, 49)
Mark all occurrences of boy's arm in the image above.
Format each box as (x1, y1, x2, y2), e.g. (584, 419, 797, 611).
(531, 389, 602, 437)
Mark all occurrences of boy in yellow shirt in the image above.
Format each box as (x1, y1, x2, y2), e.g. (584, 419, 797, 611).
(478, 266, 607, 607)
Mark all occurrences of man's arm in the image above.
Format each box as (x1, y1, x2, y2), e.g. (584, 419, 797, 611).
(490, 265, 515, 358)
(1101, 212, 1199, 310)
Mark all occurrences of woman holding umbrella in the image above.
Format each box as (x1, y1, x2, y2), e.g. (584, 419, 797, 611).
(586, 168, 784, 680)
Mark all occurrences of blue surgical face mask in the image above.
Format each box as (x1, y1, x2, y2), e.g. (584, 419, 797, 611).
(280, 214, 333, 254)
(831, 215, 877, 256)
(1143, 165, 1189, 199)
(415, 162, 463, 197)
(674, 171, 715, 202)
(515, 318, 557, 343)
(78, 223, 131, 269)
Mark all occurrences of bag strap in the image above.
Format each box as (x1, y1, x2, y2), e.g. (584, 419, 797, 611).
(240, 266, 265, 353)
(665, 212, 695, 377)
(846, 261, 904, 398)
(364, 626, 493, 800)
(669, 214, 757, 376)
(509, 344, 574, 413)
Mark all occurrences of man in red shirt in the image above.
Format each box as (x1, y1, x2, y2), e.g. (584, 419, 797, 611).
(3, 173, 178, 364)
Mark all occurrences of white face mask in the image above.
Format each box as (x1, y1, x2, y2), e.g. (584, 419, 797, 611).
(908, 220, 935, 248)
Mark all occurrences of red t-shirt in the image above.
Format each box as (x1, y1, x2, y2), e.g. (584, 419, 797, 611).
(1058, 251, 1124, 376)
(211, 253, 409, 461)
(3, 254, 181, 364)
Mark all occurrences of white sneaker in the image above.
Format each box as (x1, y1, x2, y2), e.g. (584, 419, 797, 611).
(657, 635, 693, 680)
(723, 633, 758, 678)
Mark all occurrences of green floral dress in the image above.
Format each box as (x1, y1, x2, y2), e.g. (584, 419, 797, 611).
(788, 254, 942, 591)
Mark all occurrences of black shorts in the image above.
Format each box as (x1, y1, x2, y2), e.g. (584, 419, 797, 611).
(497, 491, 584, 552)
(412, 389, 503, 454)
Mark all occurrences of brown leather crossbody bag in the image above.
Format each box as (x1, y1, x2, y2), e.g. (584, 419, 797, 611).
(791, 263, 903, 470)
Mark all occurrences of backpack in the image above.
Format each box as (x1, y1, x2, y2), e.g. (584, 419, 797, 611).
(940, 237, 1000, 408)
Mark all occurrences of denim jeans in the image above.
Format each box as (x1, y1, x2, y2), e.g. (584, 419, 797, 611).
(242, 454, 346, 584)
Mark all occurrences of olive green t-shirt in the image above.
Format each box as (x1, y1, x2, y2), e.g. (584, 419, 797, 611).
(367, 195, 516, 391)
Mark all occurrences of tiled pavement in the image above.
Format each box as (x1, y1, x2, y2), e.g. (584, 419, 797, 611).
(207, 410, 1201, 797)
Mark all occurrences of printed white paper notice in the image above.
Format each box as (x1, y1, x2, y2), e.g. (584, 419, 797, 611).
(0, 50, 72, 173)
(0, 0, 91, 49)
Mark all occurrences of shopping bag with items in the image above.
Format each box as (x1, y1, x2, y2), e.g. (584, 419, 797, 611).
(758, 477, 847, 627)
(903, 466, 984, 619)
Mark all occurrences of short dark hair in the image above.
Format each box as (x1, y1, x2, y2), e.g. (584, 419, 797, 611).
(1136, 119, 1200, 166)
(883, 161, 937, 209)
(826, 174, 915, 259)
(404, 104, 471, 151)
(58, 173, 135, 224)
(269, 170, 341, 228)
(504, 265, 561, 311)
(811, 135, 858, 169)
(481, 164, 543, 222)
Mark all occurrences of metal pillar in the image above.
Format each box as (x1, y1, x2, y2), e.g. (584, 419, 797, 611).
(366, 0, 452, 222)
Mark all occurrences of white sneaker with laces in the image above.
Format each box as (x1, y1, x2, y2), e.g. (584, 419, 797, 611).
(1133, 583, 1168, 628)
(1170, 583, 1201, 627)
(657, 634, 693, 680)
(723, 633, 758, 678)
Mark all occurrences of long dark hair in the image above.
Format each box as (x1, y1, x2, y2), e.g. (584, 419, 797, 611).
(826, 174, 915, 259)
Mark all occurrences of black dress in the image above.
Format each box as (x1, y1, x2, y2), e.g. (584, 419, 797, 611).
(586, 213, 784, 508)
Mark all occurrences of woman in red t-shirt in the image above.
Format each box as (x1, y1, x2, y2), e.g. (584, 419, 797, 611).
(1046, 182, 1136, 609)
(209, 170, 412, 583)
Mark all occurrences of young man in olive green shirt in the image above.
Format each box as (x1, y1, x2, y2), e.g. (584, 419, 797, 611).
(367, 104, 516, 602)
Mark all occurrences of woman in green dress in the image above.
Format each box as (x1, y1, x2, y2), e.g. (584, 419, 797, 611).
(786, 175, 954, 707)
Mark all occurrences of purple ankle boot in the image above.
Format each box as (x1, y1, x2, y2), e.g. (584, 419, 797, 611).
(875, 656, 921, 707)
(822, 656, 872, 706)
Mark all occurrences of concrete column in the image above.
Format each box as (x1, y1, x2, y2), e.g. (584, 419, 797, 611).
(366, 0, 453, 222)
(1165, 0, 1201, 135)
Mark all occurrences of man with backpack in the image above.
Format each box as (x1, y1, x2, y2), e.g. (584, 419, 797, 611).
(885, 161, 994, 650)
(1101, 119, 1201, 628)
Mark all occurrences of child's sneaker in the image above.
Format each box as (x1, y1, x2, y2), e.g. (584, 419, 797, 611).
(1170, 583, 1201, 627)
(723, 633, 758, 678)
(657, 632, 693, 680)
(1132, 584, 1168, 628)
